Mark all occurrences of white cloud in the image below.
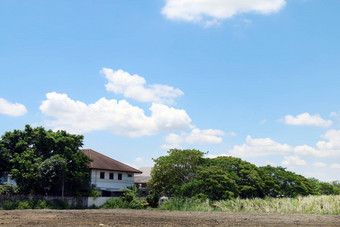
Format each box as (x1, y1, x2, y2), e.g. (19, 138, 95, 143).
(40, 92, 191, 137)
(103, 68, 183, 105)
(164, 128, 225, 146)
(228, 135, 292, 158)
(282, 156, 307, 167)
(330, 163, 340, 169)
(162, 0, 286, 25)
(134, 157, 143, 163)
(0, 98, 27, 117)
(294, 130, 340, 158)
(161, 143, 182, 150)
(330, 112, 338, 117)
(313, 162, 326, 168)
(294, 145, 323, 157)
(284, 112, 332, 127)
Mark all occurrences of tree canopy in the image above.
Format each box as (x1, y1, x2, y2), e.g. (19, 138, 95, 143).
(148, 149, 340, 201)
(0, 125, 91, 196)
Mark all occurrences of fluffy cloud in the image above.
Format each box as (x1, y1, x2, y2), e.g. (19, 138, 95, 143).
(313, 162, 326, 168)
(165, 128, 225, 145)
(103, 68, 183, 105)
(330, 163, 340, 169)
(284, 112, 332, 127)
(294, 130, 340, 158)
(40, 92, 191, 137)
(0, 98, 27, 117)
(282, 156, 307, 167)
(228, 135, 291, 157)
(162, 0, 286, 25)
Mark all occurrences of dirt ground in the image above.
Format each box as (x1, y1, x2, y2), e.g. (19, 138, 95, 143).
(0, 209, 339, 226)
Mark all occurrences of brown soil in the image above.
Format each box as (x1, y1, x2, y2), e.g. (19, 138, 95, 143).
(0, 209, 339, 226)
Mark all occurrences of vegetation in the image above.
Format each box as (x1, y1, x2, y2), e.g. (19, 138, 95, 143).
(148, 149, 340, 202)
(0, 183, 19, 196)
(102, 186, 149, 209)
(158, 195, 340, 215)
(0, 125, 92, 196)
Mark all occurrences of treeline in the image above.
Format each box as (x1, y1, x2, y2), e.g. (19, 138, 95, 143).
(0, 125, 91, 196)
(148, 149, 340, 203)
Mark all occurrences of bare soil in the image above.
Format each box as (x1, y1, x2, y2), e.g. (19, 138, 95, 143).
(0, 209, 339, 226)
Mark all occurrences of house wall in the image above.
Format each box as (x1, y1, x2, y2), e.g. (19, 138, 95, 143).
(90, 170, 135, 190)
(0, 174, 16, 185)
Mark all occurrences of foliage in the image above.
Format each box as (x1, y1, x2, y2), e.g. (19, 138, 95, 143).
(150, 149, 338, 202)
(0, 125, 91, 195)
(102, 186, 149, 209)
(259, 165, 313, 197)
(88, 190, 101, 199)
(0, 182, 19, 196)
(175, 165, 237, 200)
(308, 178, 340, 195)
(1, 200, 19, 210)
(39, 155, 66, 195)
(101, 198, 130, 209)
(148, 149, 205, 195)
(146, 189, 160, 208)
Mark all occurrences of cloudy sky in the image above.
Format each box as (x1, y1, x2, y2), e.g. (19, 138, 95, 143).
(1, 0, 340, 181)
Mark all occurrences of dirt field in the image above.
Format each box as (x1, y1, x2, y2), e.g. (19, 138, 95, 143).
(0, 209, 339, 226)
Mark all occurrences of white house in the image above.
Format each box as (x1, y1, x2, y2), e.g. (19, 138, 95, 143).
(0, 173, 16, 185)
(81, 149, 142, 197)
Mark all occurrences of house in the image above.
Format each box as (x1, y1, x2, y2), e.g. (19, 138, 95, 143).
(81, 149, 142, 196)
(0, 173, 16, 185)
(134, 167, 152, 189)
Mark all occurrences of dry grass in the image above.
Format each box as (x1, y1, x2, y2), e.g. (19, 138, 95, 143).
(158, 195, 340, 215)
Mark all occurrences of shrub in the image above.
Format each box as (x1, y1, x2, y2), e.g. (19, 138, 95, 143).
(88, 190, 101, 199)
(101, 198, 130, 209)
(17, 201, 31, 209)
(2, 200, 19, 210)
(0, 183, 19, 196)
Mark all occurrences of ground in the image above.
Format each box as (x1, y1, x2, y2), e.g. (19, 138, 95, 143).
(0, 209, 339, 226)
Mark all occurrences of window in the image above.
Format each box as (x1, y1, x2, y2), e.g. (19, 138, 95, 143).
(100, 172, 105, 179)
(109, 173, 114, 180)
(127, 174, 132, 178)
(118, 173, 122, 180)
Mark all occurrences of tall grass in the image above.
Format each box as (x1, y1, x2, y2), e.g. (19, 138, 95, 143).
(158, 195, 340, 215)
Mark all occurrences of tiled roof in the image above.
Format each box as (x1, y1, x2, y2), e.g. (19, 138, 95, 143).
(81, 149, 142, 173)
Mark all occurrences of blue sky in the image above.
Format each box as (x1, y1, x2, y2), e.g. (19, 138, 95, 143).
(1, 0, 340, 181)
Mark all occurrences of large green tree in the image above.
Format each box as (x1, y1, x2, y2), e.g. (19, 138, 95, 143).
(148, 149, 205, 195)
(0, 125, 91, 195)
(259, 165, 313, 197)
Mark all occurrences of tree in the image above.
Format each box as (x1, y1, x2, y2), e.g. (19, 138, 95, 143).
(10, 149, 42, 194)
(207, 156, 268, 198)
(176, 165, 238, 200)
(148, 149, 205, 195)
(0, 125, 91, 195)
(259, 165, 313, 197)
(0, 140, 11, 176)
(39, 155, 66, 195)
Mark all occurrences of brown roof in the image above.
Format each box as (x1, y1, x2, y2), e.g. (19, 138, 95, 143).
(81, 149, 142, 173)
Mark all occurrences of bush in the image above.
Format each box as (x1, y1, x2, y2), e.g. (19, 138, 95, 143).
(17, 201, 31, 209)
(30, 199, 48, 209)
(102, 186, 149, 209)
(0, 183, 19, 196)
(88, 190, 101, 199)
(101, 198, 130, 209)
(2, 200, 19, 210)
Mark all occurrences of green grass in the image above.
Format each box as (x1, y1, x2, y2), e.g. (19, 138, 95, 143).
(157, 195, 340, 215)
